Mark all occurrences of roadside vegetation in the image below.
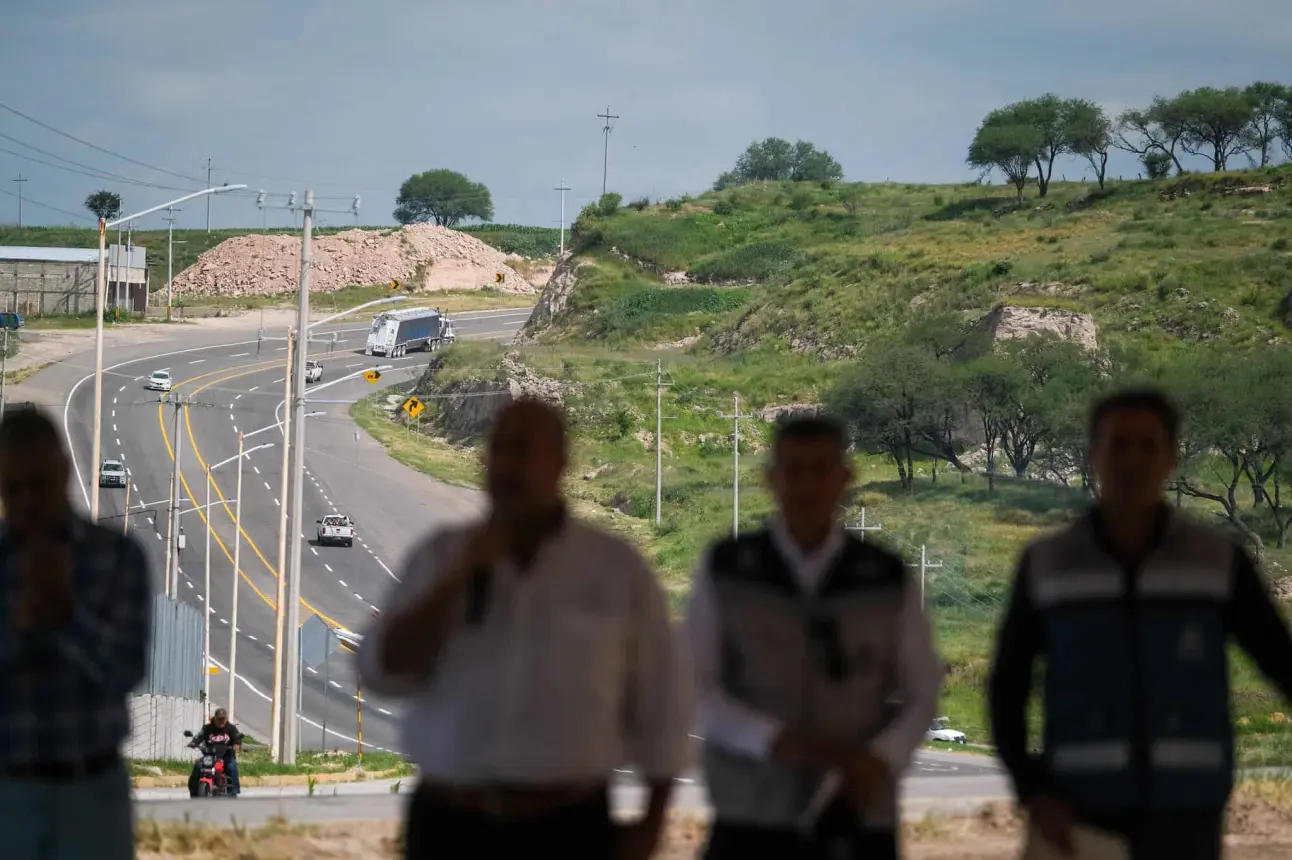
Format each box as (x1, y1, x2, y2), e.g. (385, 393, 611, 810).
(130, 745, 411, 781)
(354, 156, 1292, 763)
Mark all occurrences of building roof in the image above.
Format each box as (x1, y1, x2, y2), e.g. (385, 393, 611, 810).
(0, 246, 99, 264)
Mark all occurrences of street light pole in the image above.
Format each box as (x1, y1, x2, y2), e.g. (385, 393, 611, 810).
(164, 396, 185, 597)
(269, 330, 293, 760)
(89, 185, 245, 524)
(203, 464, 212, 717)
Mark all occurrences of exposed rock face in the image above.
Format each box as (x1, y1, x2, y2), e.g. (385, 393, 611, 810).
(980, 305, 1099, 350)
(172, 224, 536, 297)
(515, 255, 589, 341)
(758, 403, 821, 423)
(412, 351, 575, 440)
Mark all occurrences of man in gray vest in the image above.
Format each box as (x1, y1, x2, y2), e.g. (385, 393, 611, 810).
(989, 388, 1292, 859)
(687, 415, 944, 859)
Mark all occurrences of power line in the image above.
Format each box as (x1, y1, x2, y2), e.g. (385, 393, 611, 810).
(0, 100, 207, 185)
(0, 142, 192, 192)
(0, 131, 191, 191)
(0, 186, 93, 222)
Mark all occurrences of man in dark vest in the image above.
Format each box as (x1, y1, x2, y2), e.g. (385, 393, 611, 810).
(687, 415, 944, 860)
(989, 388, 1292, 859)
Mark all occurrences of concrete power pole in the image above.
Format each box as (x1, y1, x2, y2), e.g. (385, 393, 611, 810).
(845, 508, 884, 542)
(269, 329, 294, 760)
(278, 189, 314, 764)
(597, 106, 619, 197)
(555, 179, 571, 257)
(165, 207, 180, 322)
(655, 360, 663, 525)
(908, 544, 943, 609)
(12, 176, 26, 228)
(163, 395, 186, 597)
(716, 394, 753, 538)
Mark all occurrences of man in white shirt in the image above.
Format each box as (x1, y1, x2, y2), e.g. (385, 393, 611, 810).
(686, 416, 944, 859)
(357, 398, 693, 860)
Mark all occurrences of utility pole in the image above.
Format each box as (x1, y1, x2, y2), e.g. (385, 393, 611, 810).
(1, 325, 9, 412)
(269, 329, 293, 760)
(907, 544, 943, 609)
(597, 106, 619, 197)
(11, 176, 25, 228)
(279, 189, 314, 764)
(123, 222, 133, 312)
(655, 359, 664, 525)
(205, 156, 213, 231)
(715, 393, 753, 538)
(229, 432, 245, 724)
(555, 179, 571, 257)
(163, 395, 185, 598)
(165, 207, 180, 322)
(114, 221, 123, 312)
(845, 507, 883, 542)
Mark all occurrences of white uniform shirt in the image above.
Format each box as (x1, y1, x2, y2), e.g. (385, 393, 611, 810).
(357, 518, 694, 785)
(685, 518, 943, 774)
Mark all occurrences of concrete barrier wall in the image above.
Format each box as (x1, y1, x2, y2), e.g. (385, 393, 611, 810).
(125, 694, 206, 762)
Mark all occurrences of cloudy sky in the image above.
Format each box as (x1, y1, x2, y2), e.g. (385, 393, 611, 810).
(1, 0, 1288, 232)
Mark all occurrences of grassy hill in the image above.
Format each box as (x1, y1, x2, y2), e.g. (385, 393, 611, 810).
(351, 166, 1292, 761)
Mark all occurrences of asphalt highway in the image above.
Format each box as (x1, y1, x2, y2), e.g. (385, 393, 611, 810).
(60, 307, 531, 753)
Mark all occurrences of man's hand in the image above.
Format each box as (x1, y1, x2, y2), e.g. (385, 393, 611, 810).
(770, 728, 856, 771)
(616, 822, 661, 860)
(13, 538, 74, 634)
(1028, 794, 1076, 857)
(841, 751, 891, 808)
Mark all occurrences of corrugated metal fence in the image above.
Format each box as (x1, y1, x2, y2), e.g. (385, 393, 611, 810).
(124, 594, 205, 761)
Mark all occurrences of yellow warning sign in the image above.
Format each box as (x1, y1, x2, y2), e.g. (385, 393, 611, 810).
(402, 396, 425, 418)
(390, 279, 402, 290)
(363, 369, 382, 384)
(208, 666, 220, 674)
(495, 272, 505, 284)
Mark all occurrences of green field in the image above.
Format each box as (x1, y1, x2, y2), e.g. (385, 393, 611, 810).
(352, 167, 1292, 763)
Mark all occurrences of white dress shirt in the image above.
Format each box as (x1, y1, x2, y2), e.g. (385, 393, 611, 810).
(357, 517, 694, 785)
(684, 518, 943, 775)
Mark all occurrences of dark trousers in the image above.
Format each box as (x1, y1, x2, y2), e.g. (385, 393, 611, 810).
(1088, 808, 1225, 860)
(705, 804, 898, 860)
(403, 784, 615, 859)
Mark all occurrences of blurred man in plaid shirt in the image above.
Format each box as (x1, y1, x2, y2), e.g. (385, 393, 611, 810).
(0, 407, 152, 859)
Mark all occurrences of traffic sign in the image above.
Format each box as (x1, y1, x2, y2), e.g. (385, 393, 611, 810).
(495, 272, 505, 284)
(390, 279, 402, 290)
(300, 615, 342, 672)
(402, 396, 425, 419)
(208, 666, 220, 674)
(363, 369, 382, 384)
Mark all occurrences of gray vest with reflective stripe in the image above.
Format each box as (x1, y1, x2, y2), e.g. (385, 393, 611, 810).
(702, 530, 907, 828)
(1030, 513, 1236, 811)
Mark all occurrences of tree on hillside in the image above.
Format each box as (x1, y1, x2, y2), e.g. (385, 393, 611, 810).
(964, 355, 1022, 493)
(713, 138, 843, 190)
(1114, 97, 1189, 176)
(967, 111, 1041, 203)
(1242, 82, 1289, 167)
(1066, 100, 1113, 190)
(1279, 96, 1292, 161)
(393, 169, 493, 227)
(1010, 95, 1072, 198)
(1142, 151, 1175, 180)
(84, 190, 122, 221)
(1174, 86, 1255, 171)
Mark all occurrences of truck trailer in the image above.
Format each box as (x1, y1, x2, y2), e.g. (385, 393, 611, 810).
(363, 308, 456, 357)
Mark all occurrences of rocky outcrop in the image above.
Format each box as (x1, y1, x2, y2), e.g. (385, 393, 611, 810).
(979, 305, 1099, 350)
(515, 255, 589, 341)
(758, 403, 821, 423)
(411, 351, 577, 440)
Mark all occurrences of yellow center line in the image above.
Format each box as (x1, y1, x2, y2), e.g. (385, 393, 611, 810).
(155, 356, 346, 630)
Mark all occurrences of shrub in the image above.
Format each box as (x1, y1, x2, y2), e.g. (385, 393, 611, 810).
(596, 193, 622, 217)
(627, 197, 651, 211)
(594, 286, 749, 337)
(664, 198, 683, 212)
(712, 198, 735, 216)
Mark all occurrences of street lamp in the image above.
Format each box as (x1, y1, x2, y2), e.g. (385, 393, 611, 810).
(91, 184, 247, 524)
(204, 441, 273, 720)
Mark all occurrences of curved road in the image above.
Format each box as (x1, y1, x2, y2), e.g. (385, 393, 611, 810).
(59, 308, 530, 753)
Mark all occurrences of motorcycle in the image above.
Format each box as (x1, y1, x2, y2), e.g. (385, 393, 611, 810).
(183, 730, 232, 798)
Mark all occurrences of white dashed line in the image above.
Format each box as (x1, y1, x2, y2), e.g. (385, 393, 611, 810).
(229, 414, 234, 421)
(219, 618, 228, 625)
(118, 385, 126, 392)
(248, 386, 259, 392)
(112, 424, 117, 432)
(329, 681, 342, 689)
(232, 425, 238, 433)
(307, 666, 318, 675)
(234, 394, 242, 401)
(324, 564, 333, 573)
(310, 547, 318, 556)
(272, 377, 284, 383)
(274, 499, 280, 506)
(353, 592, 363, 601)
(189, 359, 205, 365)
(264, 481, 272, 490)
(253, 466, 260, 474)
(229, 352, 249, 358)
(155, 533, 163, 540)
(115, 438, 120, 446)
(275, 348, 286, 352)
(338, 580, 347, 588)
(185, 582, 193, 589)
(247, 635, 258, 641)
(377, 708, 392, 716)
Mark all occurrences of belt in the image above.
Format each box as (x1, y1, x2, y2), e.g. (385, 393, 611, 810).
(417, 779, 605, 819)
(0, 749, 121, 781)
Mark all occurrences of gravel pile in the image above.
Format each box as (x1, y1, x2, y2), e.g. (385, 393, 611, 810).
(171, 224, 536, 297)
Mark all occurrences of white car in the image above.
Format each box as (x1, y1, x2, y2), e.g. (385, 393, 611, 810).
(98, 459, 128, 488)
(305, 360, 323, 384)
(316, 514, 356, 547)
(926, 717, 967, 744)
(147, 370, 172, 392)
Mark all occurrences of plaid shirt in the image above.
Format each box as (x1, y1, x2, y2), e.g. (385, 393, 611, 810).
(0, 516, 152, 765)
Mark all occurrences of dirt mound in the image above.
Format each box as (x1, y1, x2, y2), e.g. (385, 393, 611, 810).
(171, 225, 536, 298)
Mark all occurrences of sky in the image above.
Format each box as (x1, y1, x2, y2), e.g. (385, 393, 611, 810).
(1, 0, 1289, 233)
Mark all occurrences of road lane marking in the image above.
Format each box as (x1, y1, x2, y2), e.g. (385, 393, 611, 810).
(229, 352, 249, 358)
(190, 359, 205, 364)
(324, 564, 332, 572)
(253, 466, 260, 474)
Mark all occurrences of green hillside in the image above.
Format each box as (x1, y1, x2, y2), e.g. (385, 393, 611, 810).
(353, 167, 1292, 761)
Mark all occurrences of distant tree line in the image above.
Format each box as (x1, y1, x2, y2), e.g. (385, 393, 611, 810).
(968, 83, 1292, 201)
(826, 316, 1292, 558)
(713, 138, 844, 191)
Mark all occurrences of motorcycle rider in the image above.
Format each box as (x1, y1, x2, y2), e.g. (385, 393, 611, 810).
(188, 708, 243, 797)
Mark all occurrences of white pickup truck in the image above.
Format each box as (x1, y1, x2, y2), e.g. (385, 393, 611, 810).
(305, 360, 323, 383)
(316, 514, 356, 547)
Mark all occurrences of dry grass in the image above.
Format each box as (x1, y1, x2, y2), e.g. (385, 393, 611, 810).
(134, 781, 1292, 858)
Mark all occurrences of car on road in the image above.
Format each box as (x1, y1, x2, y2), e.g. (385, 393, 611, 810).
(305, 360, 323, 384)
(316, 514, 356, 547)
(0, 311, 23, 330)
(98, 458, 128, 488)
(147, 369, 172, 392)
(926, 717, 967, 744)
